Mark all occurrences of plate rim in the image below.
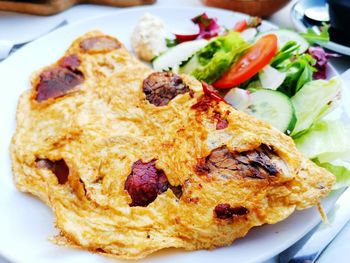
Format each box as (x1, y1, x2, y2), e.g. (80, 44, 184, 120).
(0, 5, 340, 263)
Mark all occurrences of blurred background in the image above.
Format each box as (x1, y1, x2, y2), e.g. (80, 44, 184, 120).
(0, 0, 295, 59)
(1, 0, 349, 70)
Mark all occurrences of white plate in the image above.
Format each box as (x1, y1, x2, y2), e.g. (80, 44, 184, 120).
(0, 6, 343, 263)
(291, 0, 350, 56)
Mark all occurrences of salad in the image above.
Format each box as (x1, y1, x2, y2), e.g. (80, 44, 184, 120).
(132, 13, 350, 190)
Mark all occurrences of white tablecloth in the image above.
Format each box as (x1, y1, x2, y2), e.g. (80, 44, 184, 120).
(0, 0, 349, 262)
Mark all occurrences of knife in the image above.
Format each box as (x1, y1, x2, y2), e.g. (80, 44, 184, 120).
(279, 187, 350, 263)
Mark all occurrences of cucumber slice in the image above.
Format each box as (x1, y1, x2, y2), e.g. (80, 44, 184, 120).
(259, 65, 286, 90)
(179, 54, 200, 75)
(240, 89, 296, 133)
(152, 39, 207, 72)
(257, 29, 309, 54)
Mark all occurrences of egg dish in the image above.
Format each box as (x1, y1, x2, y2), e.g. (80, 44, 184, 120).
(11, 31, 335, 259)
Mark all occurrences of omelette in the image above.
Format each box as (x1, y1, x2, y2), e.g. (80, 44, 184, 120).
(11, 31, 335, 259)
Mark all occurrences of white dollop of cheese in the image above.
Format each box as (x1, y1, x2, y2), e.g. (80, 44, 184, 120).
(131, 13, 168, 62)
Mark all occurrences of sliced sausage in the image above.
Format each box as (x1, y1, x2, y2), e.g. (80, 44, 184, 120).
(36, 158, 69, 184)
(80, 36, 121, 53)
(214, 204, 248, 220)
(195, 145, 279, 179)
(35, 67, 83, 102)
(245, 148, 279, 176)
(143, 72, 190, 106)
(59, 54, 81, 71)
(124, 159, 169, 207)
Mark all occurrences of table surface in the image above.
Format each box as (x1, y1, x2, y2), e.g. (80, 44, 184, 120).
(0, 0, 349, 262)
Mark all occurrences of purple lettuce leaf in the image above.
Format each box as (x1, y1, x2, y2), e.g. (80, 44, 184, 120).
(308, 46, 340, 80)
(191, 13, 220, 40)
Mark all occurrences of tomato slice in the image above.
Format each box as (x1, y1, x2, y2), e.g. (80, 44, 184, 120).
(233, 20, 248, 32)
(213, 34, 278, 89)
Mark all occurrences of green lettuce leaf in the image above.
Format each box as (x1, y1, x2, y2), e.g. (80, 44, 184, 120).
(295, 120, 350, 189)
(277, 53, 316, 96)
(300, 24, 330, 45)
(180, 31, 250, 83)
(270, 41, 317, 96)
(314, 160, 350, 190)
(270, 41, 300, 68)
(295, 120, 350, 160)
(291, 77, 342, 137)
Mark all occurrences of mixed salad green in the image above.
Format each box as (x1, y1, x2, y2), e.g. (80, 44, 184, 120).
(179, 31, 249, 83)
(152, 13, 350, 189)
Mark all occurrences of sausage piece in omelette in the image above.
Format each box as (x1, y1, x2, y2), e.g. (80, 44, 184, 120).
(11, 31, 335, 259)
